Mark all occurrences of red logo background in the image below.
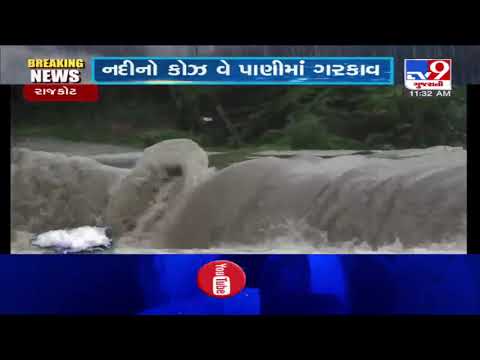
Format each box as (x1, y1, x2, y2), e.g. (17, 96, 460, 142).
(197, 260, 246, 298)
(427, 59, 451, 80)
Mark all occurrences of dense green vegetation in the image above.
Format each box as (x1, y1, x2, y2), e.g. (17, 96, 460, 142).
(13, 85, 466, 150)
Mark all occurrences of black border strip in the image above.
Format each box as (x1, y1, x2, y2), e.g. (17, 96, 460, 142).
(1, 315, 478, 342)
(0, 17, 478, 45)
(467, 84, 479, 254)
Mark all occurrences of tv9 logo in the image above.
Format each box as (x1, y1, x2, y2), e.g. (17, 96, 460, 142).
(404, 59, 452, 90)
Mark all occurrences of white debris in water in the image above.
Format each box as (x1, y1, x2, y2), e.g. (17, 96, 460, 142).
(32, 226, 112, 253)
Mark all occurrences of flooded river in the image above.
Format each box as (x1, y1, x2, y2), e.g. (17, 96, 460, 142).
(11, 138, 466, 254)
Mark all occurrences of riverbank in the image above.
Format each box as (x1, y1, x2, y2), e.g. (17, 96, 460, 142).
(12, 136, 465, 169)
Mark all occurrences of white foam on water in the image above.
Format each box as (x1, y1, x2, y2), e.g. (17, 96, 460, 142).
(32, 226, 112, 252)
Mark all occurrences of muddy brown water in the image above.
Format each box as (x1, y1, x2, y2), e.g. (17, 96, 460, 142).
(11, 138, 467, 254)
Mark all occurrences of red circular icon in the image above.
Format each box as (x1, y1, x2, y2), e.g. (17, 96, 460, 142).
(197, 260, 246, 298)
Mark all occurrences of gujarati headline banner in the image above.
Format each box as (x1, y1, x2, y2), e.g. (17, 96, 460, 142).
(92, 57, 394, 85)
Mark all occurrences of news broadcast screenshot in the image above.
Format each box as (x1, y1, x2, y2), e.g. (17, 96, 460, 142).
(1, 45, 479, 315)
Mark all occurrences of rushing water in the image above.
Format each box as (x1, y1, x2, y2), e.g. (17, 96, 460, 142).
(11, 140, 467, 254)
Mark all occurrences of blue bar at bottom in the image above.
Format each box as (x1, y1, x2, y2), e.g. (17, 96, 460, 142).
(1, 255, 479, 315)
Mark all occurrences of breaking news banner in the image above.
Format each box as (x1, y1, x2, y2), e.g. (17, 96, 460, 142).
(28, 58, 85, 83)
(91, 57, 395, 85)
(404, 59, 453, 97)
(24, 58, 99, 102)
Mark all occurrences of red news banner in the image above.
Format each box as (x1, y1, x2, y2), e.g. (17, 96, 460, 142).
(23, 84, 99, 102)
(23, 58, 98, 102)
